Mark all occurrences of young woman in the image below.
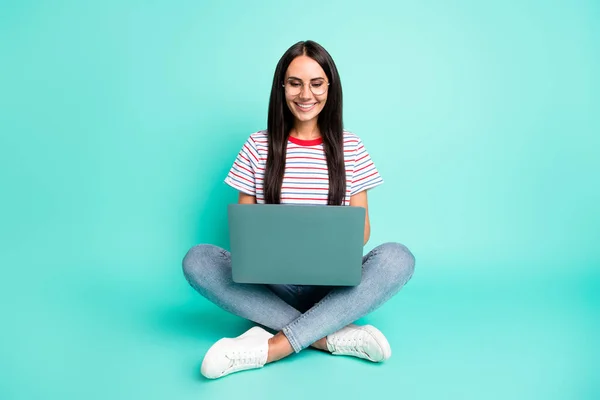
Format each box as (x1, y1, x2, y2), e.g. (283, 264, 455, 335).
(182, 40, 415, 379)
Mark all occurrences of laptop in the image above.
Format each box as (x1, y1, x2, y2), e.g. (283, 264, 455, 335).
(228, 204, 365, 286)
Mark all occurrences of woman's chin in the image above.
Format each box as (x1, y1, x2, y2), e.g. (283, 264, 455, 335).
(292, 111, 321, 123)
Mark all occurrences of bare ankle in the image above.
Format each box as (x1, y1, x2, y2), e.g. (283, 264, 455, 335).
(310, 337, 329, 351)
(267, 332, 294, 363)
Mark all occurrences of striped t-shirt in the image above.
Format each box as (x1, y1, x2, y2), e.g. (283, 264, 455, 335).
(224, 130, 383, 205)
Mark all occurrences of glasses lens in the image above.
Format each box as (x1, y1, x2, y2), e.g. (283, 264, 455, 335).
(310, 80, 328, 95)
(284, 80, 302, 96)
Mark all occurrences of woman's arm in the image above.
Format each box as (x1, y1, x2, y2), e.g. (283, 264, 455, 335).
(238, 192, 257, 204)
(349, 190, 370, 245)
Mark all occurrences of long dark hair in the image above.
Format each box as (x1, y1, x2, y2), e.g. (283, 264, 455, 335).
(264, 40, 346, 205)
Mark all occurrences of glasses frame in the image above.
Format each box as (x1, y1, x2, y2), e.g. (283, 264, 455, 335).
(282, 78, 330, 96)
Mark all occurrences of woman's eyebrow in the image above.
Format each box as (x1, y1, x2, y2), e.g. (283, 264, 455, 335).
(287, 76, 326, 81)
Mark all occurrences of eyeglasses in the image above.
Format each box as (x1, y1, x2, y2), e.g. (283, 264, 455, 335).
(283, 78, 329, 96)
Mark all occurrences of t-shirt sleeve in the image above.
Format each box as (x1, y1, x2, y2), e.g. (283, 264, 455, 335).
(224, 137, 259, 196)
(350, 139, 384, 196)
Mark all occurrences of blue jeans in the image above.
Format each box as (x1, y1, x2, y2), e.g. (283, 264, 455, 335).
(182, 242, 415, 353)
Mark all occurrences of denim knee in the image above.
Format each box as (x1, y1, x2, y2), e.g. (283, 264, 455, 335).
(375, 242, 416, 286)
(182, 244, 222, 286)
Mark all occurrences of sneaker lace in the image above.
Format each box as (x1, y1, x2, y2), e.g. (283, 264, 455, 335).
(331, 331, 368, 356)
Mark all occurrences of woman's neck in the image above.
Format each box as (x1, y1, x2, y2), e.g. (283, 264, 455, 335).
(291, 120, 320, 140)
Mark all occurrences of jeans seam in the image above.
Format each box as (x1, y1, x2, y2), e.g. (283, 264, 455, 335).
(282, 327, 302, 353)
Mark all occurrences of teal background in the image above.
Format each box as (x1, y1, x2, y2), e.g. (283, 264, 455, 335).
(1, 0, 598, 399)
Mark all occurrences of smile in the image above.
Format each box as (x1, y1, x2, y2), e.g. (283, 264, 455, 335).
(295, 102, 318, 112)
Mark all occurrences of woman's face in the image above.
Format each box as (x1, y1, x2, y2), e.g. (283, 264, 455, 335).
(284, 55, 329, 125)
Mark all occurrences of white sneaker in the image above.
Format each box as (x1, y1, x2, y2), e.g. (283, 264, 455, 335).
(200, 326, 274, 379)
(326, 324, 392, 362)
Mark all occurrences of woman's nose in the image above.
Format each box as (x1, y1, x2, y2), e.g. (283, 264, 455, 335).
(299, 83, 312, 98)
